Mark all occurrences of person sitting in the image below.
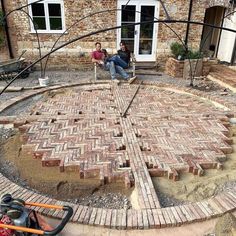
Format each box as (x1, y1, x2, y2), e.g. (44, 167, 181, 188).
(91, 42, 136, 84)
(117, 41, 131, 67)
(105, 41, 131, 69)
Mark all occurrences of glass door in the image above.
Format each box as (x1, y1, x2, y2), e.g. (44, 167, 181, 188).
(138, 6, 155, 57)
(117, 0, 159, 61)
(120, 5, 136, 53)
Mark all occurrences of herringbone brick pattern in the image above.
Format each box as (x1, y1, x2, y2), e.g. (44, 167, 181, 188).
(1, 81, 236, 229)
(16, 83, 233, 209)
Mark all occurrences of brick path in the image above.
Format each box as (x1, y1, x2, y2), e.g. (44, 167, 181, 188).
(0, 80, 236, 229)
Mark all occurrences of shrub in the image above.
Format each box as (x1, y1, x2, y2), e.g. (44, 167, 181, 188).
(170, 42, 185, 60)
(170, 42, 202, 60)
(186, 50, 202, 59)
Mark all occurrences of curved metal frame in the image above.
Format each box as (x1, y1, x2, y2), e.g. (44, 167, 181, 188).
(0, 0, 236, 94)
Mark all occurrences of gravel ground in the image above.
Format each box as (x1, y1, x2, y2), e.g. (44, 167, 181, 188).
(156, 189, 188, 207)
(70, 192, 132, 209)
(0, 94, 44, 116)
(0, 70, 94, 88)
(0, 69, 236, 209)
(214, 180, 236, 195)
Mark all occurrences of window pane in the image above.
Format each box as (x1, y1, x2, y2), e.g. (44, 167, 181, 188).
(32, 3, 45, 16)
(139, 6, 154, 54)
(33, 17, 46, 30)
(139, 40, 153, 54)
(49, 18, 62, 30)
(121, 5, 135, 22)
(140, 6, 154, 39)
(141, 6, 155, 22)
(121, 23, 134, 39)
(48, 4, 61, 17)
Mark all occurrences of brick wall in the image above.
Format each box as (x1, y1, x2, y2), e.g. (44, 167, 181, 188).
(1, 0, 230, 70)
(0, 30, 9, 61)
(165, 57, 184, 78)
(165, 57, 219, 78)
(2, 0, 117, 70)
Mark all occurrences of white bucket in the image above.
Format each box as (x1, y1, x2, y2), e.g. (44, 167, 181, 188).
(38, 76, 50, 86)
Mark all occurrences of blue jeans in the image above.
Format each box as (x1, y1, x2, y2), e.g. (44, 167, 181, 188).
(107, 55, 128, 69)
(105, 61, 129, 80)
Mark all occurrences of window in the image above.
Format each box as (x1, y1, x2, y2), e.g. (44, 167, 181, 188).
(28, 0, 65, 33)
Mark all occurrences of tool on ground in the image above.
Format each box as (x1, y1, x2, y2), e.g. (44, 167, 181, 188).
(121, 80, 143, 117)
(0, 193, 73, 236)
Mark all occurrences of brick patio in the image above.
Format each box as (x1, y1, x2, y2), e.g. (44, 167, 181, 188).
(0, 80, 236, 229)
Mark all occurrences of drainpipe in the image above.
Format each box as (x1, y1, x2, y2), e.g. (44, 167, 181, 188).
(1, 0, 14, 58)
(184, 0, 193, 46)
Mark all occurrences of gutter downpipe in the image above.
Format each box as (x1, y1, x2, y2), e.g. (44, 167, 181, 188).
(1, 0, 14, 58)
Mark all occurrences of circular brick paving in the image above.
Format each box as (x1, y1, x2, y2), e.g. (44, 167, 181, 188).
(0, 80, 236, 229)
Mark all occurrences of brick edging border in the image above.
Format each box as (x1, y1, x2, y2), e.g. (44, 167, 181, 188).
(0, 80, 236, 115)
(0, 80, 236, 229)
(1, 172, 236, 229)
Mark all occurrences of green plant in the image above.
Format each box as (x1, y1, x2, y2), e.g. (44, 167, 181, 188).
(170, 42, 203, 60)
(186, 50, 202, 59)
(170, 42, 185, 60)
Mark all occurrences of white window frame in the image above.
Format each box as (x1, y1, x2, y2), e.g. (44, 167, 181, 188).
(28, 0, 65, 33)
(117, 0, 159, 61)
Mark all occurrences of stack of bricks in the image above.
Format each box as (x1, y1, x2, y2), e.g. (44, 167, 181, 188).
(165, 57, 184, 78)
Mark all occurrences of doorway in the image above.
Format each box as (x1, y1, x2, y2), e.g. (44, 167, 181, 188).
(201, 6, 225, 58)
(117, 0, 159, 61)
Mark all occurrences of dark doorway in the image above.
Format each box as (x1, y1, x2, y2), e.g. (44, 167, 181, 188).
(201, 6, 225, 58)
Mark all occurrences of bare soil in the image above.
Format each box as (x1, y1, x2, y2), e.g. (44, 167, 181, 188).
(153, 125, 236, 203)
(0, 132, 133, 208)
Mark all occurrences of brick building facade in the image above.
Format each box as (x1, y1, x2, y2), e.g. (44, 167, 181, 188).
(0, 0, 233, 69)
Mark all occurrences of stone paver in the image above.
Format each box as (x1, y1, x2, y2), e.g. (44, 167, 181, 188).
(0, 80, 236, 229)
